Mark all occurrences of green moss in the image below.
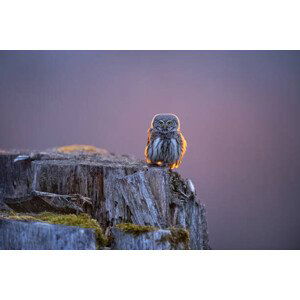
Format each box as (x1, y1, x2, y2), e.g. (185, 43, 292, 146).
(116, 223, 190, 250)
(6, 212, 108, 248)
(116, 223, 158, 235)
(115, 223, 189, 249)
(160, 227, 190, 250)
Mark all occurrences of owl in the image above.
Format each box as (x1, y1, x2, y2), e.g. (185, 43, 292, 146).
(145, 113, 187, 169)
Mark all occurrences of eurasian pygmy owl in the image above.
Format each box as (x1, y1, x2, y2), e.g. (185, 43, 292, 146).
(145, 113, 187, 169)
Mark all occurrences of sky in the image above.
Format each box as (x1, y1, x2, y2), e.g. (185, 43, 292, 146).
(0, 50, 299, 249)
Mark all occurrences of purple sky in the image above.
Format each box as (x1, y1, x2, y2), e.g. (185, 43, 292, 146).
(0, 50, 299, 249)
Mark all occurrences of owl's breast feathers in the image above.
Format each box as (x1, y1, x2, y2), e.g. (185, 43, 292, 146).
(145, 128, 187, 169)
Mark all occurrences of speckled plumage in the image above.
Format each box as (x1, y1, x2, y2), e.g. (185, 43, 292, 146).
(145, 113, 187, 169)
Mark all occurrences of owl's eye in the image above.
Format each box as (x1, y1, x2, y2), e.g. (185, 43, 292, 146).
(158, 120, 164, 125)
(166, 120, 173, 126)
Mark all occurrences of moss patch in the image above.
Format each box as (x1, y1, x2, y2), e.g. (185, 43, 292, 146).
(116, 223, 158, 236)
(115, 223, 190, 249)
(160, 227, 190, 250)
(5, 212, 108, 248)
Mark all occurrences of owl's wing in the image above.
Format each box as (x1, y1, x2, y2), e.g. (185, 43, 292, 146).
(170, 131, 187, 169)
(144, 128, 153, 163)
(179, 132, 187, 158)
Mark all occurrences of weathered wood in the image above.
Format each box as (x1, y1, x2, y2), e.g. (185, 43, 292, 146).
(4, 191, 92, 214)
(0, 150, 210, 250)
(0, 218, 96, 250)
(0, 153, 33, 201)
(0, 202, 11, 211)
(101, 168, 210, 249)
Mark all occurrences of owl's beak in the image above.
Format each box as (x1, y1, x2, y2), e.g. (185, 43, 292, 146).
(163, 124, 167, 130)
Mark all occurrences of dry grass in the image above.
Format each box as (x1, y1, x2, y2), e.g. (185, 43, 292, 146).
(56, 144, 109, 155)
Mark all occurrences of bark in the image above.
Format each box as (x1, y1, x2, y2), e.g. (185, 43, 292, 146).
(0, 150, 210, 250)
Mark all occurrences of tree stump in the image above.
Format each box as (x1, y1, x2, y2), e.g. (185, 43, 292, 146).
(0, 150, 210, 250)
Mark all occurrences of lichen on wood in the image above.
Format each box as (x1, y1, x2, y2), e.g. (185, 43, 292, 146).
(0, 218, 97, 250)
(3, 212, 108, 248)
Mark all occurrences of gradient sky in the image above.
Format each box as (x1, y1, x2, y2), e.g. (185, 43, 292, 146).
(0, 50, 299, 249)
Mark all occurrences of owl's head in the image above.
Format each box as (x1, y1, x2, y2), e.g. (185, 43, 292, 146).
(151, 113, 180, 133)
